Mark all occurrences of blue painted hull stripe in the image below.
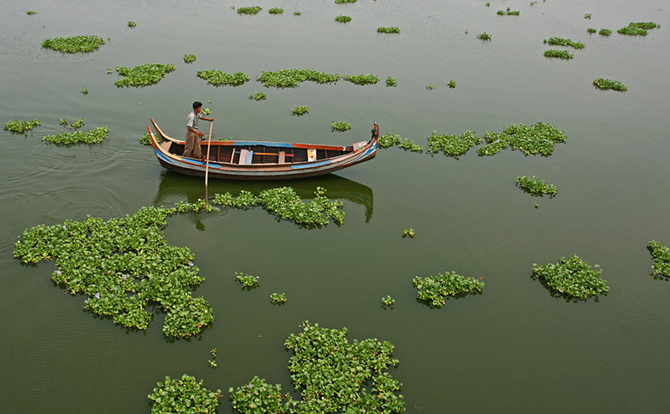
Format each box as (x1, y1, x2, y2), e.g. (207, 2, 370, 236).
(290, 160, 332, 169)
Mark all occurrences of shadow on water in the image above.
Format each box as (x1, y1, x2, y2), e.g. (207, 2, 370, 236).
(153, 169, 375, 223)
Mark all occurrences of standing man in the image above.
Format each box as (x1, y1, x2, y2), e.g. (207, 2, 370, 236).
(184, 101, 214, 159)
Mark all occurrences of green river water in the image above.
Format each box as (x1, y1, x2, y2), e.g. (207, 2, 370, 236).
(1, 0, 669, 412)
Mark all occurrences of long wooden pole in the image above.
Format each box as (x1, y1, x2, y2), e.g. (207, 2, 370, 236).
(204, 120, 214, 203)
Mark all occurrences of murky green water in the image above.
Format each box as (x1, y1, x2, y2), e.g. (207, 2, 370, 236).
(2, 0, 670, 412)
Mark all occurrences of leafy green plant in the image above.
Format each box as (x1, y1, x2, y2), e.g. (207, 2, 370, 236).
(270, 292, 288, 304)
(485, 2, 490, 6)
(127, 21, 136, 28)
(515, 176, 558, 197)
(427, 130, 480, 158)
(377, 26, 400, 33)
(381, 295, 395, 307)
(532, 255, 609, 299)
(378, 133, 402, 149)
(201, 108, 211, 116)
(294, 11, 301, 16)
(447, 80, 457, 88)
(335, 0, 357, 3)
(13, 202, 215, 337)
(593, 78, 627, 92)
(197, 69, 250, 87)
(237, 6, 262, 14)
(41, 35, 105, 53)
(149, 374, 222, 413)
(386, 76, 398, 87)
(115, 63, 176, 87)
(413, 272, 484, 308)
(42, 126, 109, 145)
(342, 74, 379, 85)
(140, 133, 152, 145)
(335, 15, 352, 23)
(59, 119, 69, 127)
(69, 118, 85, 129)
(402, 228, 415, 238)
(617, 22, 660, 36)
(249, 92, 267, 101)
(477, 32, 492, 40)
(587, 28, 597, 33)
(27, 10, 38, 15)
(4, 119, 41, 134)
(426, 84, 435, 90)
(476, 123, 566, 157)
(291, 106, 309, 116)
(599, 28, 612, 36)
(544, 37, 585, 49)
(397, 138, 424, 153)
(183, 54, 196, 63)
(269, 8, 284, 14)
(257, 69, 340, 88)
(498, 8, 520, 16)
(331, 121, 351, 132)
(544, 49, 574, 59)
(648, 240, 670, 278)
(584, 13, 592, 19)
(209, 348, 218, 367)
(236, 272, 259, 288)
(81, 87, 88, 95)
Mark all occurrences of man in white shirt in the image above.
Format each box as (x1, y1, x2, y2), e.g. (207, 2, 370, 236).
(184, 101, 214, 159)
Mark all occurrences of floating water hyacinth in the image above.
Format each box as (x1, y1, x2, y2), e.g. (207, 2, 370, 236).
(331, 121, 351, 132)
(42, 126, 109, 145)
(498, 8, 520, 16)
(397, 138, 424, 153)
(477, 122, 567, 157)
(257, 68, 340, 88)
(544, 37, 585, 49)
(270, 292, 287, 304)
(342, 73, 379, 85)
(378, 133, 402, 149)
(4, 119, 41, 134)
(532, 255, 609, 300)
(68, 118, 85, 130)
(648, 240, 670, 278)
(381, 295, 395, 307)
(599, 29, 612, 36)
(201, 108, 211, 116)
(447, 80, 457, 88)
(335, 0, 357, 3)
(81, 87, 88, 95)
(294, 11, 301, 16)
(27, 10, 38, 15)
(237, 6, 262, 14)
(477, 32, 492, 40)
(139, 133, 152, 145)
(515, 175, 558, 197)
(544, 49, 574, 59)
(386, 76, 398, 87)
(41, 35, 105, 53)
(235, 272, 259, 288)
(127, 21, 136, 28)
(618, 21, 660, 36)
(197, 69, 250, 87)
(335, 15, 352, 23)
(378, 26, 400, 33)
(587, 28, 597, 33)
(593, 78, 627, 92)
(248, 92, 267, 101)
(413, 271, 484, 308)
(584, 13, 592, 19)
(268, 7, 284, 14)
(427, 130, 480, 158)
(292, 105, 309, 116)
(183, 54, 196, 63)
(426, 84, 435, 90)
(402, 228, 415, 238)
(149, 374, 222, 414)
(115, 63, 176, 87)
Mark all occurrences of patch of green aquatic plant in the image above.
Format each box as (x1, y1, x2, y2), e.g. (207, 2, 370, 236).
(81, 87, 88, 95)
(544, 37, 585, 49)
(183, 54, 196, 64)
(515, 176, 557, 197)
(27, 10, 38, 15)
(397, 138, 424, 153)
(378, 26, 400, 34)
(342, 74, 379, 85)
(201, 108, 212, 116)
(59, 119, 69, 127)
(618, 22, 660, 36)
(544, 49, 574, 59)
(584, 13, 592, 19)
(257, 69, 340, 88)
(485, 2, 490, 6)
(426, 84, 434, 90)
(212, 187, 344, 227)
(587, 28, 597, 33)
(331, 121, 351, 132)
(127, 21, 136, 28)
(593, 78, 627, 92)
(477, 122, 566, 157)
(197, 69, 250, 87)
(236, 272, 259, 288)
(599, 29, 612, 36)
(249, 92, 267, 101)
(335, 0, 357, 3)
(291, 106, 309, 116)
(68, 118, 85, 129)
(386, 76, 398, 87)
(477, 32, 492, 40)
(403, 228, 415, 238)
(42, 126, 109, 146)
(237, 6, 262, 14)
(4, 119, 41, 134)
(209, 348, 218, 368)
(498, 8, 520, 16)
(378, 133, 402, 149)
(140, 133, 152, 145)
(381, 295, 395, 308)
(413, 272, 484, 308)
(335, 15, 352, 23)
(41, 35, 105, 53)
(530, 1, 537, 5)
(294, 11, 301, 16)
(115, 63, 176, 87)
(447, 80, 457, 88)
(270, 292, 287, 305)
(648, 240, 670, 278)
(427, 130, 480, 158)
(149, 374, 222, 414)
(269, 8, 284, 14)
(532, 255, 608, 300)
(230, 376, 287, 413)
(14, 202, 216, 338)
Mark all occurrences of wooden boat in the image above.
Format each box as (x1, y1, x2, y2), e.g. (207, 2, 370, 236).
(147, 118, 379, 180)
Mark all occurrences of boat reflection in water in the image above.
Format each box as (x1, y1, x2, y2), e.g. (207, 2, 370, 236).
(153, 170, 374, 230)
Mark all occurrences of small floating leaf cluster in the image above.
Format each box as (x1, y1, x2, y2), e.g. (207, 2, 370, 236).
(497, 8, 520, 16)
(4, 119, 41, 134)
(379, 133, 401, 149)
(544, 49, 574, 60)
(532, 255, 609, 299)
(397, 138, 424, 153)
(149, 374, 221, 414)
(335, 15, 352, 23)
(335, 0, 357, 3)
(183, 54, 196, 64)
(268, 8, 284, 14)
(291, 106, 309, 116)
(270, 292, 287, 304)
(331, 121, 351, 132)
(42, 126, 109, 145)
(386, 76, 397, 87)
(593, 78, 627, 92)
(236, 272, 259, 288)
(81, 87, 88, 95)
(60, 118, 85, 129)
(427, 130, 480, 158)
(115, 63, 176, 87)
(402, 228, 415, 238)
(41, 35, 105, 53)
(13, 203, 215, 338)
(381, 295, 395, 307)
(544, 37, 585, 49)
(515, 176, 557, 197)
(413, 271, 484, 308)
(618, 21, 660, 36)
(599, 29, 612, 36)
(648, 240, 670, 278)
(140, 133, 152, 145)
(342, 74, 379, 85)
(27, 10, 38, 15)
(197, 70, 251, 87)
(249, 92, 267, 101)
(212, 187, 344, 227)
(447, 80, 457, 88)
(209, 348, 218, 368)
(127, 21, 136, 28)
(377, 26, 401, 34)
(230, 321, 404, 413)
(587, 28, 597, 34)
(477, 32, 492, 40)
(237, 6, 262, 15)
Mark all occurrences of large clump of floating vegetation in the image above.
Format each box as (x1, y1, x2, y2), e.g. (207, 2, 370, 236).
(593, 78, 627, 92)
(544, 37, 585, 49)
(13, 202, 215, 338)
(413, 271, 484, 308)
(257, 69, 341, 88)
(515, 176, 558, 197)
(229, 321, 404, 414)
(41, 35, 105, 53)
(427, 130, 480, 158)
(618, 21, 660, 36)
(237, 6, 262, 14)
(479, 122, 567, 157)
(42, 126, 109, 145)
(532, 255, 609, 300)
(197, 70, 251, 87)
(544, 49, 574, 60)
(4, 119, 41, 134)
(648, 240, 670, 278)
(342, 74, 379, 85)
(115, 63, 176, 87)
(149, 374, 221, 414)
